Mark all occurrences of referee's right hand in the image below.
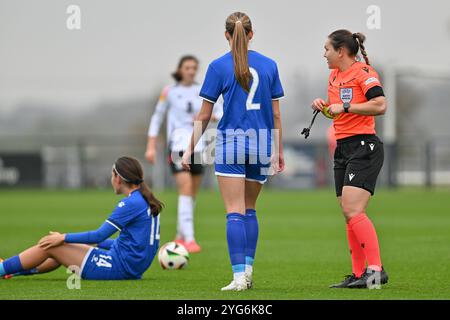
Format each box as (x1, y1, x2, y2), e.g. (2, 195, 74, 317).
(311, 98, 326, 112)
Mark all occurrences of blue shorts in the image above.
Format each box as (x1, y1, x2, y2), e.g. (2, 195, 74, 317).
(215, 160, 271, 184)
(80, 247, 132, 280)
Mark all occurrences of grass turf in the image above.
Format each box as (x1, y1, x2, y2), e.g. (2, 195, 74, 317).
(0, 187, 449, 300)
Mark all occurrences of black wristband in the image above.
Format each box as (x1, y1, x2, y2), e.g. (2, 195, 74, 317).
(343, 102, 351, 113)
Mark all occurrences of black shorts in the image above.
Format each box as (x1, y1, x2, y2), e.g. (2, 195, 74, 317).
(334, 134, 384, 197)
(168, 150, 205, 176)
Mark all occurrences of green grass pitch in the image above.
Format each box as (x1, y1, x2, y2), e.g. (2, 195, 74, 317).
(0, 187, 449, 300)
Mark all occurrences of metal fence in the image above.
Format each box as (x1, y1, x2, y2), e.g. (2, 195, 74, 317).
(1, 134, 449, 189)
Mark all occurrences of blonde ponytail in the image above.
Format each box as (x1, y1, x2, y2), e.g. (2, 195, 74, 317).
(225, 12, 252, 92)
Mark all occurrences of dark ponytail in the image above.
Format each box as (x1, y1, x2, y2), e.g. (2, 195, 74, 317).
(171, 55, 199, 82)
(113, 156, 164, 216)
(139, 181, 164, 216)
(328, 29, 371, 65)
(353, 32, 370, 65)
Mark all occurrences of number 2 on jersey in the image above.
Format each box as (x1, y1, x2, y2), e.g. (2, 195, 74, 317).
(246, 67, 260, 111)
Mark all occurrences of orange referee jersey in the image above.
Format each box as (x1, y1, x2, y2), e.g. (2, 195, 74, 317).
(328, 61, 383, 140)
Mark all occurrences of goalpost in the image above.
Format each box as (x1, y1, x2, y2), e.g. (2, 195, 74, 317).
(383, 64, 450, 186)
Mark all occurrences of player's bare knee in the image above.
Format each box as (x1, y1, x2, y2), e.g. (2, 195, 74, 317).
(341, 203, 362, 221)
(342, 211, 359, 223)
(42, 246, 56, 255)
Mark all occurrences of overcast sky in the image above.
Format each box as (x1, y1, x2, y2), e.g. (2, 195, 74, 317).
(1, 0, 449, 111)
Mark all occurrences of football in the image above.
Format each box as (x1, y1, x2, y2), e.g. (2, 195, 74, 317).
(158, 242, 190, 270)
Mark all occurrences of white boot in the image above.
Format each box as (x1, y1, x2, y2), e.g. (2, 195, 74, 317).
(221, 274, 248, 291)
(245, 271, 253, 289)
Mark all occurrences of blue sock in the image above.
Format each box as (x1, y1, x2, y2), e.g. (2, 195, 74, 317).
(244, 208, 259, 273)
(1, 256, 24, 276)
(226, 213, 247, 279)
(14, 268, 39, 276)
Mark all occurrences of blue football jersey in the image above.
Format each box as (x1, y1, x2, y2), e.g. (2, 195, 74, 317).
(106, 189, 160, 278)
(200, 50, 284, 159)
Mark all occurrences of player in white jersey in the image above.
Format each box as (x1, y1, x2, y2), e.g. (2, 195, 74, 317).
(145, 55, 222, 253)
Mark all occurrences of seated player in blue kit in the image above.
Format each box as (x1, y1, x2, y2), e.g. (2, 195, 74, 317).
(0, 156, 163, 281)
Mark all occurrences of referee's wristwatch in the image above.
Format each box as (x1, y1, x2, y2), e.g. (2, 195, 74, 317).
(343, 102, 351, 113)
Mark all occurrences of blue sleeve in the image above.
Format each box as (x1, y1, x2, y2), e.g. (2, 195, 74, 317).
(105, 199, 140, 231)
(271, 63, 284, 100)
(97, 239, 115, 250)
(65, 221, 117, 244)
(199, 64, 223, 103)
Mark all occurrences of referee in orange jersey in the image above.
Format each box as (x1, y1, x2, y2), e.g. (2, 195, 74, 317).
(311, 30, 388, 289)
